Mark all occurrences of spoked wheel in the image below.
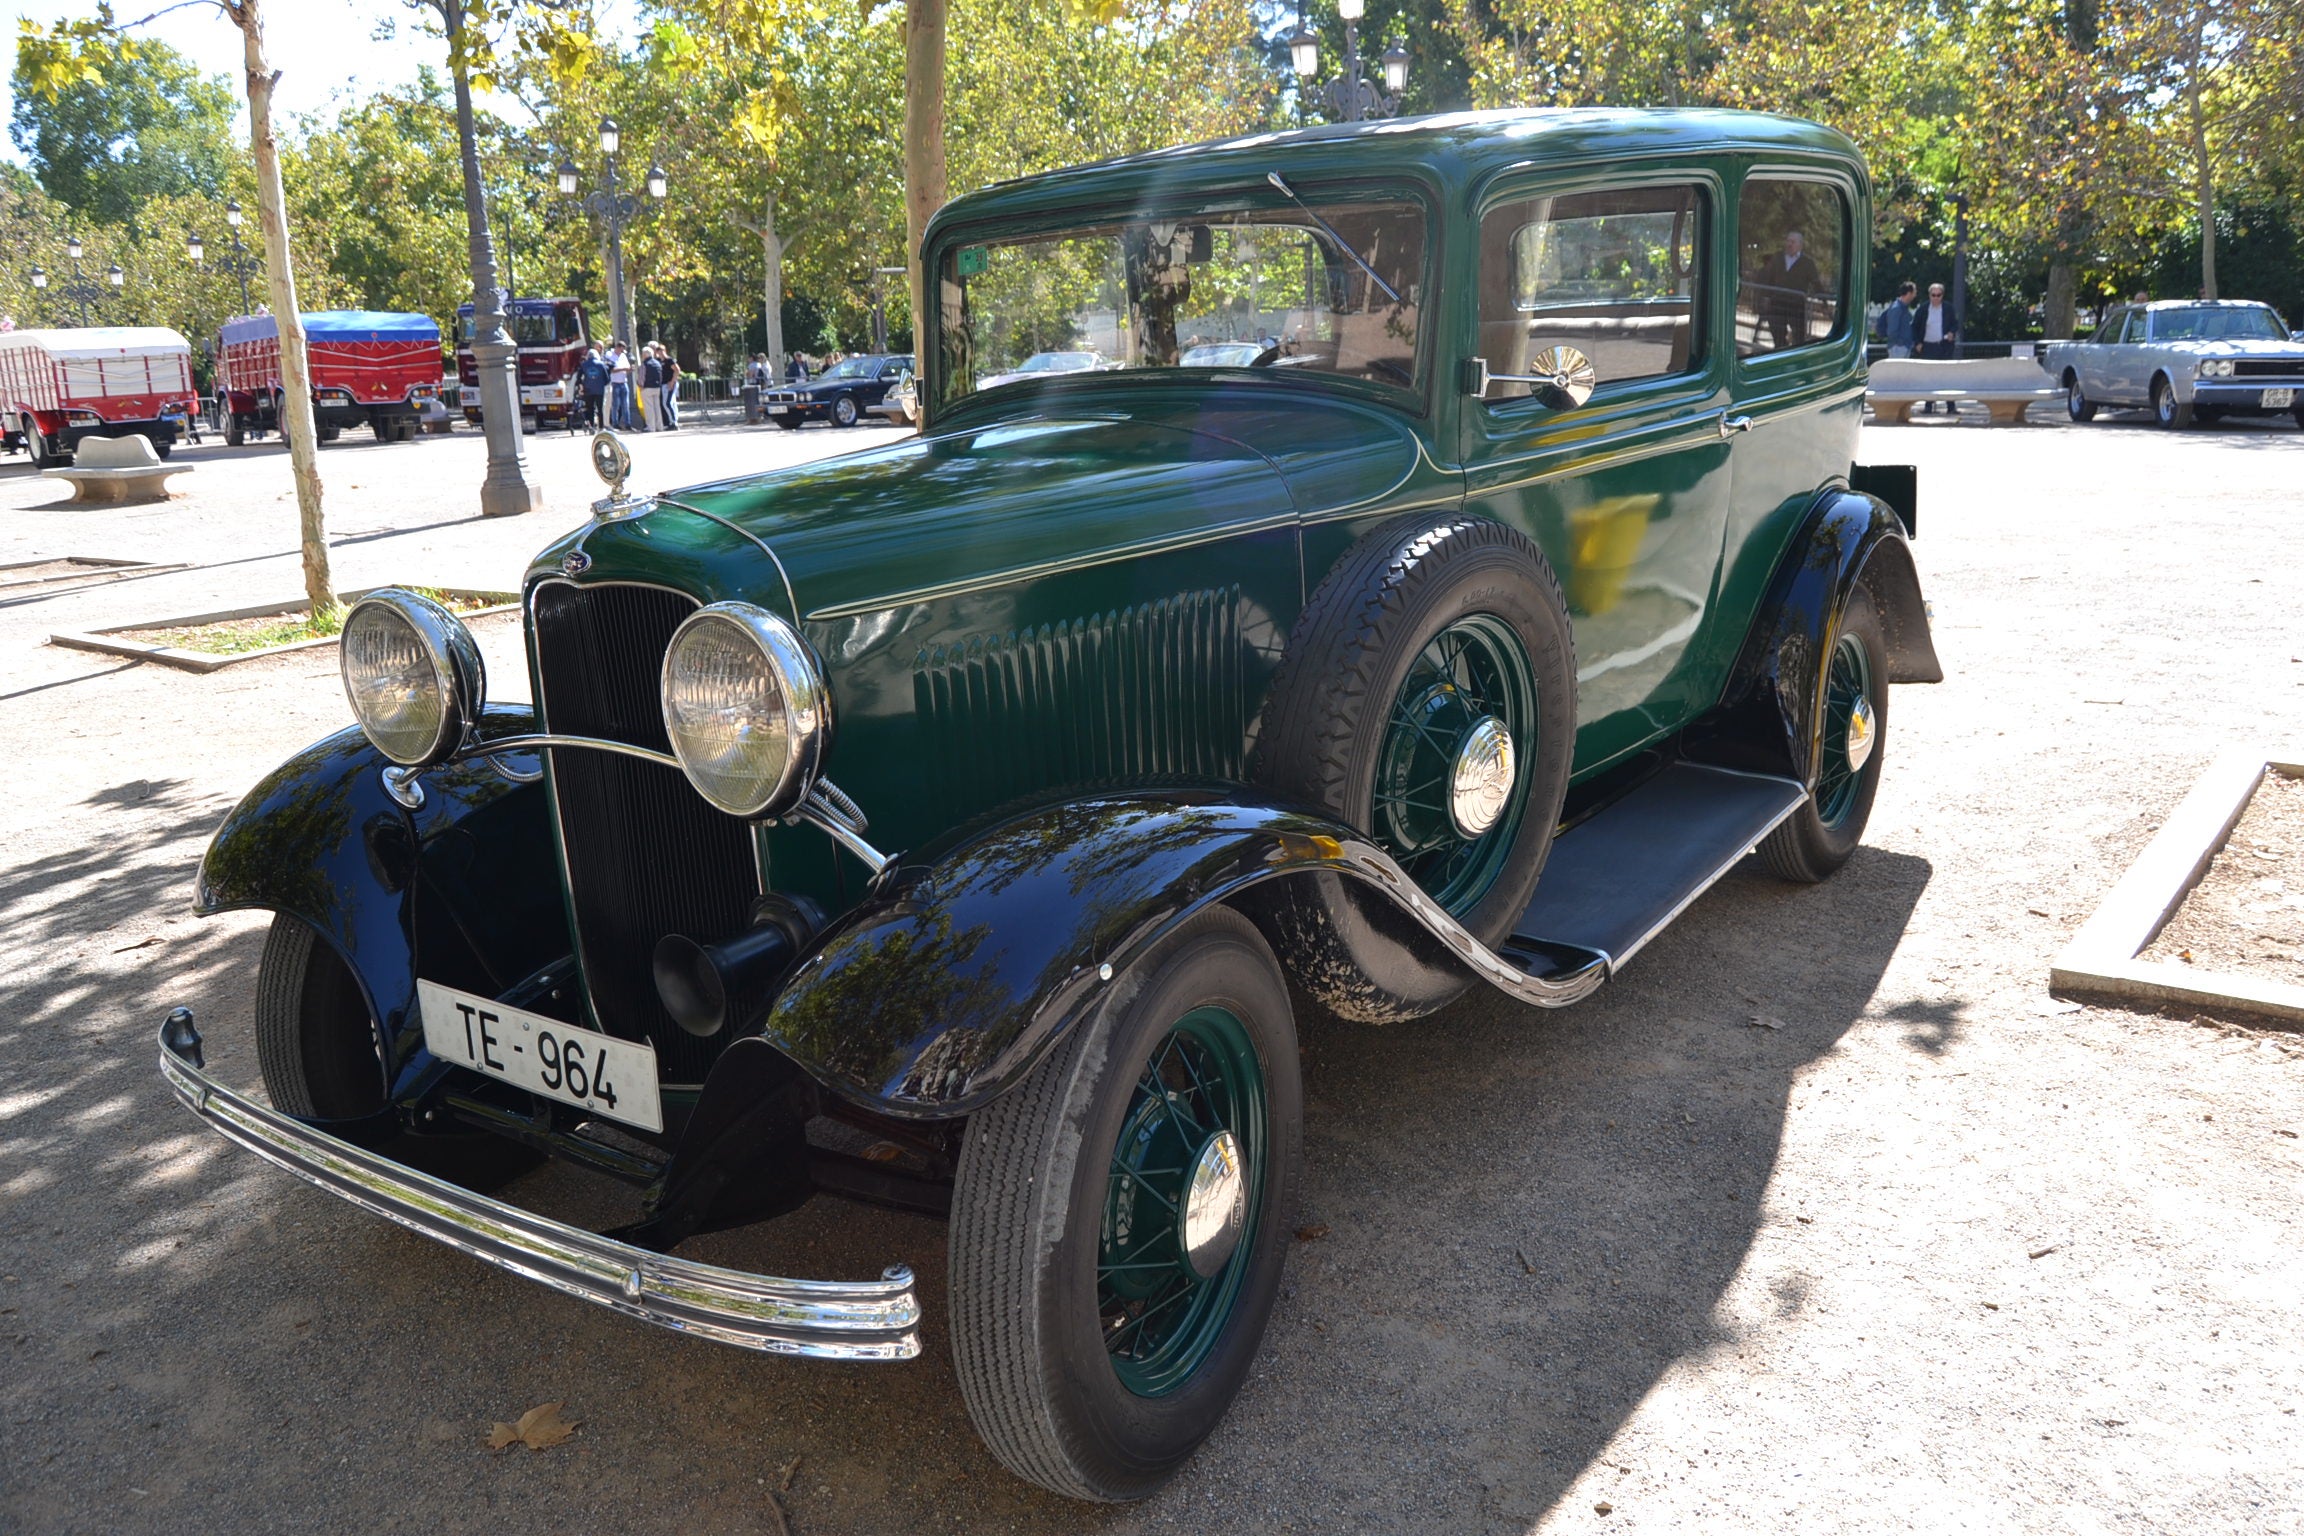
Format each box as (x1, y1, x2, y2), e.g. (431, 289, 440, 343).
(2064, 374, 2096, 423)
(1368, 615, 1540, 916)
(950, 906, 1301, 1501)
(1758, 584, 1887, 882)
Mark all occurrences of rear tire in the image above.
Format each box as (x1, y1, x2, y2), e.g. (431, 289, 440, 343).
(1757, 584, 1887, 882)
(949, 906, 1301, 1502)
(2151, 375, 2193, 429)
(224, 413, 245, 448)
(149, 435, 172, 461)
(24, 417, 55, 468)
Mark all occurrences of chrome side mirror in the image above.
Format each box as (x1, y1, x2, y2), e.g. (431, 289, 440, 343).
(1462, 345, 1599, 412)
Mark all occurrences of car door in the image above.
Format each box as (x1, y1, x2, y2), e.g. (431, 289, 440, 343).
(2100, 310, 2150, 403)
(1713, 168, 1867, 698)
(1458, 169, 1734, 776)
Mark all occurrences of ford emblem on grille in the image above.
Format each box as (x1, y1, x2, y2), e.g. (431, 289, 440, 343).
(562, 550, 592, 577)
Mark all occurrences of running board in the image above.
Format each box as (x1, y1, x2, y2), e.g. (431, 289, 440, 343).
(1509, 762, 1808, 978)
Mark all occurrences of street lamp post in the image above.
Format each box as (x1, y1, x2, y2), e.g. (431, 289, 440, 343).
(558, 120, 667, 352)
(1289, 0, 1409, 124)
(188, 204, 263, 316)
(870, 265, 907, 353)
(35, 234, 119, 326)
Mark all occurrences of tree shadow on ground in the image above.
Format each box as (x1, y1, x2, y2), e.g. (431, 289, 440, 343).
(1, 766, 1929, 1534)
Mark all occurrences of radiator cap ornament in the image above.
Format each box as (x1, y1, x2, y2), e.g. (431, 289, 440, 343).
(588, 431, 648, 522)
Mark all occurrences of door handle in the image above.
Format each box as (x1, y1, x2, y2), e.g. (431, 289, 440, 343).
(1718, 413, 1755, 437)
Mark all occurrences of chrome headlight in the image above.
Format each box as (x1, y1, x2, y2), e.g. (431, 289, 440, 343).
(660, 602, 830, 818)
(340, 589, 485, 767)
(2206, 359, 2237, 377)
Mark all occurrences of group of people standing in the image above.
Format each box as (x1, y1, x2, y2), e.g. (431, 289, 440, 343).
(742, 353, 825, 388)
(573, 340, 683, 433)
(1875, 280, 1963, 413)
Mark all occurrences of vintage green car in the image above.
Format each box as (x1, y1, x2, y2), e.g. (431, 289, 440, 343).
(163, 108, 1935, 1501)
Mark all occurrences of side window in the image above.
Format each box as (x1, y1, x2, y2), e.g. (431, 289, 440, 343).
(1476, 183, 1705, 403)
(1734, 178, 1848, 358)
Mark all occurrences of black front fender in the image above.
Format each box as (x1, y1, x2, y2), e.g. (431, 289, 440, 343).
(195, 706, 570, 1101)
(757, 791, 1599, 1121)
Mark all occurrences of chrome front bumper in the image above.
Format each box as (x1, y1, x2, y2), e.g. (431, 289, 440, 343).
(156, 1013, 921, 1360)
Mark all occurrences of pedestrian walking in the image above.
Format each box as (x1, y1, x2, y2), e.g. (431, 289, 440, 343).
(640, 344, 665, 432)
(608, 341, 634, 430)
(1878, 281, 1917, 358)
(577, 345, 608, 432)
(661, 346, 682, 431)
(1914, 283, 1959, 413)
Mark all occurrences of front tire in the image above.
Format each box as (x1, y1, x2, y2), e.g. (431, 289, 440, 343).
(2064, 373, 2096, 423)
(831, 394, 861, 427)
(2151, 374, 2193, 429)
(1757, 584, 1888, 882)
(949, 906, 1302, 1502)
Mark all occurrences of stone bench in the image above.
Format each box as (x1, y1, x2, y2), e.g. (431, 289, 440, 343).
(1866, 355, 2060, 425)
(41, 433, 194, 503)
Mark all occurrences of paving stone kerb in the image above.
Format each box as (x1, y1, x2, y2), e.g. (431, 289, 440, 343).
(1, 411, 2301, 1534)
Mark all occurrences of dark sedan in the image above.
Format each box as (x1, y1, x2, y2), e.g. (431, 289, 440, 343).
(765, 353, 911, 428)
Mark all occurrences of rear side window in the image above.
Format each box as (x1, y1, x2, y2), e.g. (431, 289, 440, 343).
(1734, 179, 1848, 358)
(1475, 183, 1706, 402)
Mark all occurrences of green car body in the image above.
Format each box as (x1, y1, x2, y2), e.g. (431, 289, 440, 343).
(169, 108, 1934, 1498)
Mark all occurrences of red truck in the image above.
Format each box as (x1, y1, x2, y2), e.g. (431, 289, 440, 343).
(218, 310, 443, 445)
(455, 297, 589, 428)
(0, 326, 197, 466)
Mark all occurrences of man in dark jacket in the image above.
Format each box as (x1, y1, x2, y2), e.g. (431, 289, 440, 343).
(1913, 282, 1960, 412)
(1753, 230, 1824, 351)
(576, 347, 609, 431)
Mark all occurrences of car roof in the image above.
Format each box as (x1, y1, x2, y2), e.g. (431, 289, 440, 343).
(932, 108, 1861, 238)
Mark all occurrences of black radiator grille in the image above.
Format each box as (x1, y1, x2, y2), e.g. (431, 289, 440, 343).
(531, 580, 759, 1086)
(2232, 359, 2304, 380)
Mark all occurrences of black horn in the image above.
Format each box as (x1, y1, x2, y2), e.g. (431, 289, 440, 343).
(652, 897, 819, 1038)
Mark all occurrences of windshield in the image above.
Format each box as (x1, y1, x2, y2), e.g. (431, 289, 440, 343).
(1015, 352, 1098, 373)
(2152, 304, 2287, 342)
(936, 195, 1428, 410)
(820, 356, 878, 380)
(1180, 342, 1265, 367)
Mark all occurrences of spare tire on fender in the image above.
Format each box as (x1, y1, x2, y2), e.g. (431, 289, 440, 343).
(1254, 514, 1576, 1018)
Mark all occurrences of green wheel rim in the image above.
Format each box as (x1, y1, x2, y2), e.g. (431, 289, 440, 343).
(1370, 614, 1538, 916)
(1099, 1005, 1267, 1398)
(1815, 632, 1874, 829)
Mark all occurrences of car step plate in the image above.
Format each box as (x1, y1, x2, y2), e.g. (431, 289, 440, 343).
(1512, 761, 1808, 973)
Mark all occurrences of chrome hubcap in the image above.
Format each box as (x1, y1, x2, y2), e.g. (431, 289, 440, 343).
(1846, 696, 1876, 773)
(1178, 1130, 1247, 1279)
(1448, 715, 1515, 838)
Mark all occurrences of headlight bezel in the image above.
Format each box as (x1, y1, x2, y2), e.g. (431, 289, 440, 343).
(339, 588, 486, 768)
(659, 601, 832, 819)
(2202, 359, 2237, 378)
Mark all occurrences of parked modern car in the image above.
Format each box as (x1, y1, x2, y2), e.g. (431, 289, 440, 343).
(2041, 299, 2304, 428)
(977, 348, 1111, 390)
(1180, 340, 1268, 367)
(763, 352, 910, 427)
(870, 365, 917, 425)
(163, 108, 1935, 1504)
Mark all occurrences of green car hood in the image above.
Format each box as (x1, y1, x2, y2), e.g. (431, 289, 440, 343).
(654, 391, 1428, 621)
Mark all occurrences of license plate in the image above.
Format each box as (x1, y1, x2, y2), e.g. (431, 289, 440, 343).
(768, 404, 789, 414)
(2264, 388, 2295, 408)
(417, 979, 662, 1133)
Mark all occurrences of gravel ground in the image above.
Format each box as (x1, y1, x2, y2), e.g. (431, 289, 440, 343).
(2, 409, 2301, 1535)
(2143, 770, 2304, 988)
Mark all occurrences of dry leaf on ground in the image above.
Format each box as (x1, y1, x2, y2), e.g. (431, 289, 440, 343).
(1294, 1223, 1330, 1242)
(486, 1401, 579, 1452)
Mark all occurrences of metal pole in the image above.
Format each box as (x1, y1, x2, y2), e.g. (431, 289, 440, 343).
(444, 0, 543, 516)
(1342, 15, 1361, 123)
(1952, 194, 1969, 354)
(602, 153, 633, 349)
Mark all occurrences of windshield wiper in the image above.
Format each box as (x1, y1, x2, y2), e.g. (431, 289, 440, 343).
(1265, 171, 1401, 306)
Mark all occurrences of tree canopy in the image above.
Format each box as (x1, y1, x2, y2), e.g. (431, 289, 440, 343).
(9, 28, 236, 227)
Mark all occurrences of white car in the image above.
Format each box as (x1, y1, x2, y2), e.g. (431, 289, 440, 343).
(1180, 341, 1268, 367)
(2041, 300, 2304, 429)
(977, 350, 1108, 391)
